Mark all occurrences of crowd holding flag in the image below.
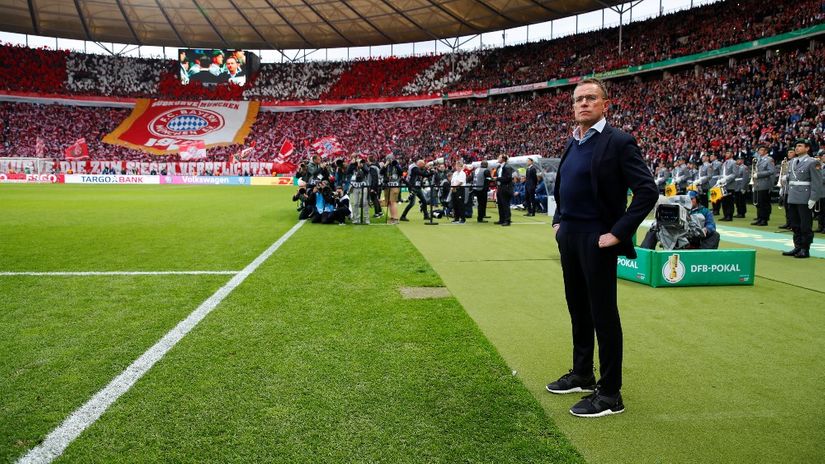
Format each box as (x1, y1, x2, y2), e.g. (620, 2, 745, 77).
(311, 136, 344, 158)
(64, 138, 89, 160)
(178, 140, 207, 160)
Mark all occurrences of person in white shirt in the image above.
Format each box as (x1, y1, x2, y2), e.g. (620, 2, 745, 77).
(450, 160, 467, 223)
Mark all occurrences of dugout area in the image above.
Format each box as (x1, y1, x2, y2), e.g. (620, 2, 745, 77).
(1, 184, 823, 463)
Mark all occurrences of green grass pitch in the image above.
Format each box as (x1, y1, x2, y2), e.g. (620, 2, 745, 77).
(1, 184, 823, 463)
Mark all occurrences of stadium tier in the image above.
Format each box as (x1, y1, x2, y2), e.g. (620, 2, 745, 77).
(0, 0, 822, 101)
(0, 45, 822, 170)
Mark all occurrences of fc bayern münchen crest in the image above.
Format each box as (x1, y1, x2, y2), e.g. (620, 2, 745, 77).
(149, 108, 225, 137)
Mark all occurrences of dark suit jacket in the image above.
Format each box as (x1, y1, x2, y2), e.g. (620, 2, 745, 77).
(552, 124, 657, 259)
(526, 164, 538, 189)
(496, 164, 514, 195)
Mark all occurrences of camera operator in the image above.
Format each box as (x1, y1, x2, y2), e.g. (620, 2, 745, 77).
(348, 159, 371, 224)
(641, 191, 719, 250)
(367, 156, 383, 219)
(400, 159, 432, 222)
(293, 186, 313, 220)
(382, 155, 403, 224)
(330, 185, 350, 225)
(310, 181, 335, 224)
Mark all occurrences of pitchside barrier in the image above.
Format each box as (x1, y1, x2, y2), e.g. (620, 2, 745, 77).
(617, 246, 756, 287)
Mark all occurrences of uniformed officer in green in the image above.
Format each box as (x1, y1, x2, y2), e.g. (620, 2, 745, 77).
(781, 139, 823, 258)
(817, 149, 825, 233)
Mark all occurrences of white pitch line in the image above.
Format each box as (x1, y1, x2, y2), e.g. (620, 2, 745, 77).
(0, 271, 239, 276)
(17, 220, 306, 464)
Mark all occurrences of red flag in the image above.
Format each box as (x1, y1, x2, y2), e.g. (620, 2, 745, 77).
(179, 140, 207, 160)
(64, 138, 89, 160)
(278, 139, 295, 161)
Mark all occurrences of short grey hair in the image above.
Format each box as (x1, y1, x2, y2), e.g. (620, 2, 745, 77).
(575, 78, 609, 99)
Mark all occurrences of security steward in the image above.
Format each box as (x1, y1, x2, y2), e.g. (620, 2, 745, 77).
(782, 139, 823, 258)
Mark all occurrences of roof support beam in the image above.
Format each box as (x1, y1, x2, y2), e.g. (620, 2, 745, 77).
(378, 0, 450, 46)
(192, 0, 229, 48)
(72, 0, 92, 41)
(423, 0, 481, 34)
(528, 0, 565, 16)
(27, 0, 40, 35)
(298, 0, 354, 46)
(155, 0, 188, 48)
(471, 0, 518, 24)
(227, 0, 276, 49)
(263, 0, 315, 49)
(340, 0, 395, 44)
(115, 0, 141, 45)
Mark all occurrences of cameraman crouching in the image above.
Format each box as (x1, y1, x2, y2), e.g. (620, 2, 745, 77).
(641, 191, 719, 250)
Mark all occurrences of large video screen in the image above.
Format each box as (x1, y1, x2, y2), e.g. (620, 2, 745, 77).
(178, 49, 259, 86)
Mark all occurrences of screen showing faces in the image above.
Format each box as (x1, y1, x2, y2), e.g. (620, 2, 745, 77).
(178, 49, 258, 86)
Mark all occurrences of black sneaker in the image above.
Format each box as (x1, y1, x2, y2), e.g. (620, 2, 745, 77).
(545, 370, 596, 394)
(569, 389, 625, 418)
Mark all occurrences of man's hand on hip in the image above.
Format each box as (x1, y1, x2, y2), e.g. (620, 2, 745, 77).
(598, 233, 620, 248)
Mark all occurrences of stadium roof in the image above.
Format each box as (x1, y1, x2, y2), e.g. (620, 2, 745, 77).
(0, 0, 625, 51)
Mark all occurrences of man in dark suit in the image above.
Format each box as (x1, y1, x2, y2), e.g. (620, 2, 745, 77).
(525, 157, 539, 216)
(495, 154, 514, 226)
(545, 78, 657, 418)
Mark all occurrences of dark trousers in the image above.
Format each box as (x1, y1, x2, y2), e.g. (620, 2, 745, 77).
(369, 188, 382, 215)
(401, 186, 428, 219)
(497, 190, 512, 224)
(451, 188, 465, 221)
(475, 189, 488, 221)
(734, 190, 747, 217)
(783, 195, 792, 226)
(556, 227, 622, 394)
(526, 186, 537, 214)
(755, 189, 771, 221)
(788, 203, 814, 250)
(721, 194, 734, 219)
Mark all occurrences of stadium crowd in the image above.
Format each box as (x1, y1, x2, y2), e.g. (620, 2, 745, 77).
(0, 0, 820, 101)
(1, 46, 822, 171)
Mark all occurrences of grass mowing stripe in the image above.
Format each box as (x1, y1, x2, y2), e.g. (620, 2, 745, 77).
(17, 220, 305, 464)
(57, 224, 583, 463)
(0, 271, 239, 276)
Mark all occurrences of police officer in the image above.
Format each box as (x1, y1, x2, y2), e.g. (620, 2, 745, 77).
(751, 145, 776, 226)
(367, 156, 383, 219)
(781, 139, 823, 258)
(733, 155, 749, 218)
(717, 151, 736, 221)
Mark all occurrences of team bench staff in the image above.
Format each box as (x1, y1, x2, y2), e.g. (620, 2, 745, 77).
(547, 78, 657, 418)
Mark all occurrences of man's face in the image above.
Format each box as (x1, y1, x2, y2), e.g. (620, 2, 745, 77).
(787, 150, 796, 159)
(226, 58, 238, 73)
(725, 151, 733, 159)
(573, 83, 608, 127)
(214, 54, 224, 65)
(794, 143, 809, 156)
(758, 147, 767, 156)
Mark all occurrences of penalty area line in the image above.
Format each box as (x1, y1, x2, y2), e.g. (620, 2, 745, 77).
(0, 271, 239, 276)
(17, 220, 306, 464)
